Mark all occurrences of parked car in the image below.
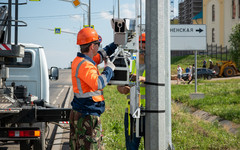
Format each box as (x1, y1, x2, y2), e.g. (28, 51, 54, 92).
(182, 68, 216, 81)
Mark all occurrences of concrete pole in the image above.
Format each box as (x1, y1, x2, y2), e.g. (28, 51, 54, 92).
(145, 0, 171, 149)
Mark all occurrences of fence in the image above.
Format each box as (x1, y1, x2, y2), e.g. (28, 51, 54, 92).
(171, 44, 230, 61)
(199, 44, 229, 61)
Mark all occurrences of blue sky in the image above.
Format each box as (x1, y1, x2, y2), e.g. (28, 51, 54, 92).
(1, 0, 178, 68)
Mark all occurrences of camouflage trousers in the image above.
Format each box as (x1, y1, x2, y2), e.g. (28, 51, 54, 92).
(69, 110, 103, 150)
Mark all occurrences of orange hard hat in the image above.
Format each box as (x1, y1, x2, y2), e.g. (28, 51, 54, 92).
(77, 27, 99, 45)
(139, 33, 145, 42)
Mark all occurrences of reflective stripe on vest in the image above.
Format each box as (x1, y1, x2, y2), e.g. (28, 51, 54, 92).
(74, 58, 104, 102)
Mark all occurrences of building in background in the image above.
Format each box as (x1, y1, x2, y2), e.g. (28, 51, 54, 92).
(172, 0, 203, 57)
(203, 0, 240, 47)
(178, 0, 202, 24)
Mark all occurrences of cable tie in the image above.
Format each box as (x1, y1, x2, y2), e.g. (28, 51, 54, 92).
(144, 81, 165, 86)
(142, 110, 165, 113)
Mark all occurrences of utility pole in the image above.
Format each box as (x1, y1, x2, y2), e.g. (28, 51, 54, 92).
(145, 0, 172, 149)
(88, 0, 91, 26)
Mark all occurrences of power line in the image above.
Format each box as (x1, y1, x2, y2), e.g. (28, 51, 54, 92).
(20, 11, 111, 20)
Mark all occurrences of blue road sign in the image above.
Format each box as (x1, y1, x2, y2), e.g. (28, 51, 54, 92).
(55, 28, 61, 34)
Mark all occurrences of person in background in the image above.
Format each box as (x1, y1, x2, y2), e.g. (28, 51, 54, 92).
(203, 59, 207, 68)
(177, 65, 184, 84)
(185, 66, 190, 74)
(117, 33, 146, 150)
(69, 27, 118, 150)
(209, 59, 214, 69)
(188, 64, 195, 84)
(188, 65, 192, 82)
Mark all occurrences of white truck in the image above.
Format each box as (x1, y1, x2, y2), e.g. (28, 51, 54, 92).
(0, 3, 70, 150)
(0, 43, 60, 150)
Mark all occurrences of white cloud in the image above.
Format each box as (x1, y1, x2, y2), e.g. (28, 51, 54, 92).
(100, 11, 113, 20)
(121, 3, 135, 18)
(70, 15, 82, 22)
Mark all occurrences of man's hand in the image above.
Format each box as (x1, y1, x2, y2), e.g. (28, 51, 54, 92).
(130, 74, 145, 82)
(105, 59, 115, 71)
(117, 86, 130, 95)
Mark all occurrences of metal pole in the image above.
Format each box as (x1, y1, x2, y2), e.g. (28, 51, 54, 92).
(145, 0, 170, 149)
(195, 51, 197, 93)
(207, 44, 208, 56)
(135, 0, 140, 138)
(118, 0, 120, 18)
(88, 0, 91, 26)
(113, 0, 115, 18)
(7, 0, 12, 44)
(15, 0, 18, 45)
(226, 46, 228, 61)
(83, 13, 85, 26)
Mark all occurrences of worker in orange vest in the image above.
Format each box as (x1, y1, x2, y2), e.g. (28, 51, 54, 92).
(69, 27, 117, 150)
(117, 33, 146, 150)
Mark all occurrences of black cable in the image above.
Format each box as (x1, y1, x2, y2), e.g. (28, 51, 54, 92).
(144, 81, 165, 86)
(142, 110, 165, 113)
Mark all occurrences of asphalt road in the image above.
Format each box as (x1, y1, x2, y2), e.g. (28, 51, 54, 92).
(49, 69, 72, 150)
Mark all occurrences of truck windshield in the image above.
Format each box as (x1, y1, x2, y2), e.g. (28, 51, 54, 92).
(5, 52, 32, 68)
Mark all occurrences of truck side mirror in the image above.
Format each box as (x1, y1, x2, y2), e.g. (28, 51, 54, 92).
(49, 67, 59, 80)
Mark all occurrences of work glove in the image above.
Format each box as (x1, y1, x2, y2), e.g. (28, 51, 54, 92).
(105, 59, 115, 71)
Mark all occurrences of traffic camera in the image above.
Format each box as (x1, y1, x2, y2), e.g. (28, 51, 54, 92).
(111, 18, 136, 46)
(109, 18, 137, 85)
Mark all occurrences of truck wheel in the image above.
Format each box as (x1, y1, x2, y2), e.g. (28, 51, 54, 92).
(20, 140, 31, 150)
(33, 123, 46, 150)
(223, 67, 235, 77)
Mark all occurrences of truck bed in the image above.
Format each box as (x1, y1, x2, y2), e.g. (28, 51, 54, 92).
(0, 96, 22, 113)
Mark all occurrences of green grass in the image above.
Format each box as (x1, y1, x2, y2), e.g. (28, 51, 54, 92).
(99, 55, 240, 149)
(101, 84, 240, 149)
(172, 102, 240, 149)
(172, 79, 240, 124)
(101, 85, 127, 149)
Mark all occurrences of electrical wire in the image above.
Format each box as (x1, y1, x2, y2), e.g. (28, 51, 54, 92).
(19, 11, 111, 21)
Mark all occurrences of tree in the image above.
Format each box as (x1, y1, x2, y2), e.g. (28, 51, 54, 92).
(228, 23, 240, 68)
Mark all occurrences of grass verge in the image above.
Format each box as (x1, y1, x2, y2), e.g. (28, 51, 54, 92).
(172, 78, 240, 124)
(101, 84, 240, 149)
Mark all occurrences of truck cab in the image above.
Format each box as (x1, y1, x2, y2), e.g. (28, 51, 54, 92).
(5, 43, 58, 104)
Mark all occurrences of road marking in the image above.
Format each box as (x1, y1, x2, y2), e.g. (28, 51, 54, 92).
(53, 88, 65, 104)
(52, 86, 73, 150)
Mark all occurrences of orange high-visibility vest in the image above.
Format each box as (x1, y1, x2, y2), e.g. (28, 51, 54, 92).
(72, 53, 105, 102)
